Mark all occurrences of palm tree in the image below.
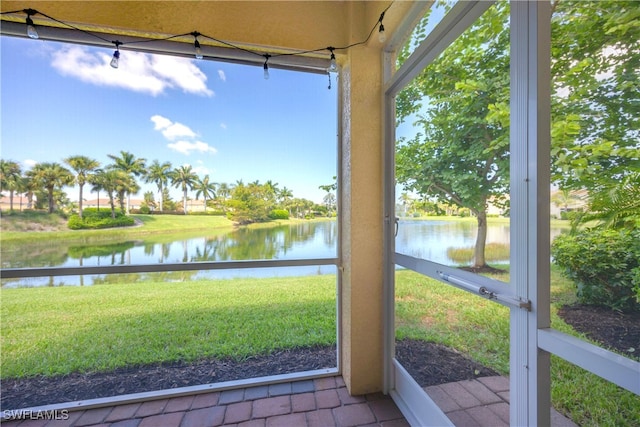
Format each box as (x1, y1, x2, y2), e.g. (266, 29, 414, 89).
(0, 159, 22, 211)
(107, 151, 146, 214)
(89, 168, 105, 212)
(115, 174, 140, 214)
(194, 174, 217, 212)
(95, 169, 131, 219)
(216, 182, 231, 212)
(264, 180, 279, 204)
(21, 174, 37, 210)
(170, 165, 198, 214)
(582, 173, 640, 230)
(64, 155, 100, 218)
(28, 162, 74, 213)
(551, 188, 582, 214)
(278, 186, 294, 213)
(144, 160, 172, 212)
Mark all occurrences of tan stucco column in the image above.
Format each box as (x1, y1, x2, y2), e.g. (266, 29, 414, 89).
(339, 43, 384, 395)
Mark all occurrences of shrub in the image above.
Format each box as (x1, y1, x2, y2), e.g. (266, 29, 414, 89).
(68, 212, 135, 230)
(67, 214, 84, 230)
(268, 209, 289, 220)
(551, 228, 640, 312)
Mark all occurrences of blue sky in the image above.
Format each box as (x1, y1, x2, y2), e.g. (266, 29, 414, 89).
(1, 36, 337, 203)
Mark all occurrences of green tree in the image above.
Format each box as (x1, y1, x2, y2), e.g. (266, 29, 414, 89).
(64, 155, 100, 218)
(551, 188, 583, 214)
(278, 186, 294, 213)
(396, 2, 510, 268)
(550, 0, 640, 191)
(107, 151, 146, 214)
(28, 162, 74, 213)
(194, 174, 217, 212)
(216, 182, 231, 212)
(0, 159, 22, 211)
(144, 160, 172, 212)
(319, 176, 338, 215)
(578, 172, 640, 230)
(95, 169, 132, 219)
(396, 1, 639, 268)
(142, 190, 156, 211)
(170, 165, 198, 214)
(226, 180, 271, 224)
(21, 174, 37, 210)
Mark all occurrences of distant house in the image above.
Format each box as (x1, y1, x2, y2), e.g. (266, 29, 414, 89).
(0, 193, 34, 211)
(83, 198, 145, 211)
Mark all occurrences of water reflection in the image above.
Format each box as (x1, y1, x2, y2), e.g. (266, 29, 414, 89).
(2, 219, 568, 287)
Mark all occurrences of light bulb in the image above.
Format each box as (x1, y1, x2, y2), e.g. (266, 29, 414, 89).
(110, 50, 120, 69)
(378, 24, 386, 43)
(194, 39, 203, 60)
(26, 16, 39, 39)
(263, 63, 270, 80)
(328, 52, 338, 73)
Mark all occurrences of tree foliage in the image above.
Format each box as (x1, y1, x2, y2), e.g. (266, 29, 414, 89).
(64, 155, 100, 218)
(27, 162, 74, 213)
(396, 2, 510, 267)
(395, 1, 639, 267)
(550, 0, 640, 190)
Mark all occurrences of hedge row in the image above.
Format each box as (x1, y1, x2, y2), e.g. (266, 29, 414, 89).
(552, 228, 640, 312)
(68, 209, 135, 230)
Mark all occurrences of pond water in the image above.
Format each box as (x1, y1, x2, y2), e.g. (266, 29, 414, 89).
(1, 219, 567, 287)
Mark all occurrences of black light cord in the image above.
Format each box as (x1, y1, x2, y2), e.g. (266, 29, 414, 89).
(1, 2, 393, 61)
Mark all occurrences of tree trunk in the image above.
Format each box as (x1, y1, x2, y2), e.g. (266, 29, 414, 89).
(158, 184, 163, 212)
(183, 190, 188, 215)
(48, 187, 55, 213)
(79, 184, 84, 218)
(9, 190, 14, 211)
(473, 209, 488, 267)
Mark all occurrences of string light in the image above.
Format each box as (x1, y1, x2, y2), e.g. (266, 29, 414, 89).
(25, 9, 38, 39)
(192, 31, 203, 60)
(378, 11, 386, 43)
(263, 54, 270, 80)
(110, 41, 121, 68)
(327, 47, 338, 73)
(1, 3, 392, 83)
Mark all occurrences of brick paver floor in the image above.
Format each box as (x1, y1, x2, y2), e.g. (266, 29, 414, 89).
(1, 375, 578, 426)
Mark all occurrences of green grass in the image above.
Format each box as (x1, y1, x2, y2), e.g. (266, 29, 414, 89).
(395, 267, 640, 427)
(446, 242, 511, 263)
(0, 275, 336, 378)
(0, 213, 235, 245)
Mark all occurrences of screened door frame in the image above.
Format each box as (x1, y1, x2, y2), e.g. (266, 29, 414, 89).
(382, 1, 639, 426)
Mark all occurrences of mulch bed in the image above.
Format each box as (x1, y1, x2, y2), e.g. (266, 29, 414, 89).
(1, 345, 336, 410)
(3, 304, 637, 410)
(558, 304, 640, 359)
(1, 339, 496, 410)
(394, 339, 499, 387)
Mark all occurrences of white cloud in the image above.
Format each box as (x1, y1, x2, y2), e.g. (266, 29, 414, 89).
(220, 123, 227, 130)
(167, 140, 218, 156)
(22, 159, 37, 169)
(150, 115, 197, 140)
(192, 165, 211, 175)
(218, 69, 226, 82)
(50, 45, 213, 97)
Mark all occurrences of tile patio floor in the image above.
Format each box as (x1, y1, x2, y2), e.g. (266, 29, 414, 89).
(1, 375, 577, 427)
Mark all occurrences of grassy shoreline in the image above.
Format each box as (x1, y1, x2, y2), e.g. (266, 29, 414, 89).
(0, 212, 337, 245)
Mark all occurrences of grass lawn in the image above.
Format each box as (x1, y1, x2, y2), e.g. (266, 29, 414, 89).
(0, 212, 235, 244)
(1, 275, 337, 378)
